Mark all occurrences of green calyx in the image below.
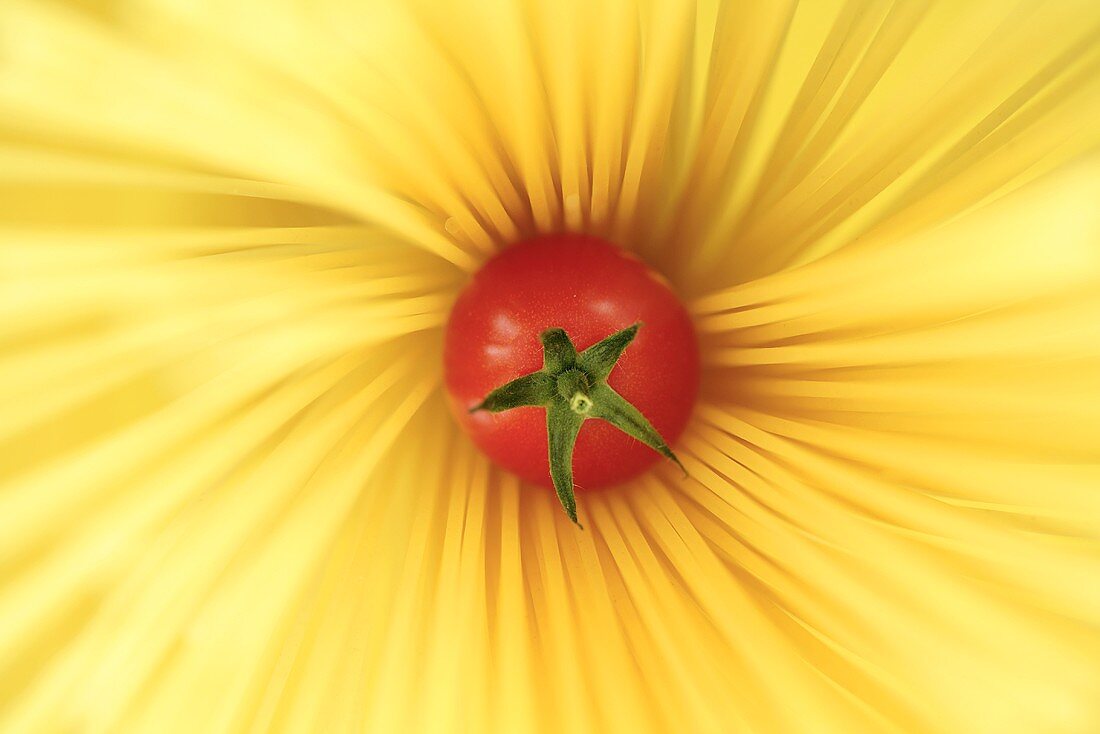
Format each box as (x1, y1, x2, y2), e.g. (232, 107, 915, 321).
(470, 323, 685, 526)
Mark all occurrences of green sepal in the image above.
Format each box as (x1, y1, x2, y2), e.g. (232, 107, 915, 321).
(579, 323, 640, 382)
(540, 328, 577, 372)
(587, 383, 685, 474)
(546, 399, 584, 526)
(469, 322, 687, 526)
(470, 372, 556, 413)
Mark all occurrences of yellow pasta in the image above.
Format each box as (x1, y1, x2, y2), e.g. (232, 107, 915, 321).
(1, 0, 1099, 731)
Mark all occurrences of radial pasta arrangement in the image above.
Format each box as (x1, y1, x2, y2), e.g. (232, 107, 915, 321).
(2, 0, 1100, 733)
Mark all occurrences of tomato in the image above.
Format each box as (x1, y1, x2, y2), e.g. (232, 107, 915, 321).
(444, 234, 699, 500)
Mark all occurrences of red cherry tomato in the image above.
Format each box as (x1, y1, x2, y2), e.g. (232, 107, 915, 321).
(444, 234, 699, 490)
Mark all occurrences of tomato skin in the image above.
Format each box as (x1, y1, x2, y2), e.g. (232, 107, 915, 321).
(444, 235, 699, 490)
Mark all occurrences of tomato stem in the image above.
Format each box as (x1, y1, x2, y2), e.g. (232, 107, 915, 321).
(569, 392, 593, 415)
(469, 323, 684, 526)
